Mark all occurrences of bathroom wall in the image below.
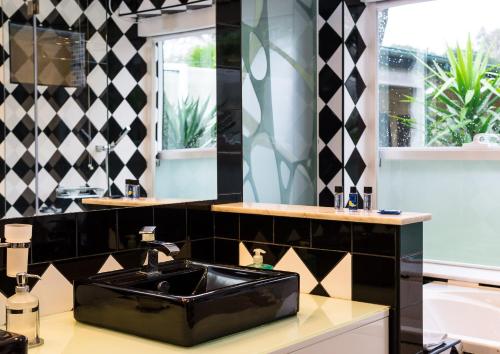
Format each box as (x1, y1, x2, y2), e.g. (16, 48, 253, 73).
(0, 0, 151, 217)
(317, 0, 376, 207)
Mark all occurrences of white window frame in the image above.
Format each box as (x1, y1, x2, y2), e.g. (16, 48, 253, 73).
(373, 0, 500, 161)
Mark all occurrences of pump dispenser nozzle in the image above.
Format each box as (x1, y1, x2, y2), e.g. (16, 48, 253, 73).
(252, 249, 266, 266)
(247, 249, 273, 270)
(15, 273, 42, 292)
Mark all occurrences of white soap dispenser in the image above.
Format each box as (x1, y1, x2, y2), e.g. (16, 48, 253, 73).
(6, 272, 43, 347)
(246, 249, 274, 270)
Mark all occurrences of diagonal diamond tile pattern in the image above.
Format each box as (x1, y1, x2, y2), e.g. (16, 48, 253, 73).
(342, 2, 372, 205)
(318, 0, 344, 206)
(0, 0, 150, 216)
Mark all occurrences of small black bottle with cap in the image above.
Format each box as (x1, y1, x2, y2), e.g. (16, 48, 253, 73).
(363, 187, 373, 211)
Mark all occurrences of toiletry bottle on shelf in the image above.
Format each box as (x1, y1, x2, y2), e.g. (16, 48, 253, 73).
(363, 187, 373, 211)
(348, 186, 358, 211)
(247, 249, 273, 270)
(6, 273, 43, 348)
(334, 186, 344, 211)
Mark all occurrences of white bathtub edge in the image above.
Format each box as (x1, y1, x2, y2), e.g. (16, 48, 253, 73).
(424, 259, 500, 287)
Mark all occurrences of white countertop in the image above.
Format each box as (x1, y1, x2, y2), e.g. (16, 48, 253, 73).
(29, 295, 388, 354)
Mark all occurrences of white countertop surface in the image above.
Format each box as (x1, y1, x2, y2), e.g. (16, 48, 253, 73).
(29, 295, 389, 354)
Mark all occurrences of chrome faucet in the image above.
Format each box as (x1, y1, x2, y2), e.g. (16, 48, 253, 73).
(139, 226, 180, 275)
(95, 126, 131, 153)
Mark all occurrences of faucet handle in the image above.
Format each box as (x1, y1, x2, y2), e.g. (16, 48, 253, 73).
(139, 226, 156, 242)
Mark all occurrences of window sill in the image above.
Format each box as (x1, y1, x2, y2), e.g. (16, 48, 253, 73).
(157, 147, 217, 160)
(424, 259, 500, 287)
(379, 147, 500, 161)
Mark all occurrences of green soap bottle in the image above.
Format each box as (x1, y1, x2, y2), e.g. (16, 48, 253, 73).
(247, 248, 274, 270)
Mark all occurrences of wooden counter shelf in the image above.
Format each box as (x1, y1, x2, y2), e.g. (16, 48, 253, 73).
(212, 202, 431, 226)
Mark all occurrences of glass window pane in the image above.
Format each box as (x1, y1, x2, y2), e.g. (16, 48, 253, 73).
(162, 31, 216, 151)
(378, 0, 500, 147)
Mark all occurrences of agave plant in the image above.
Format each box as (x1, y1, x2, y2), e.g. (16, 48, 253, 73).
(405, 38, 500, 146)
(163, 95, 216, 150)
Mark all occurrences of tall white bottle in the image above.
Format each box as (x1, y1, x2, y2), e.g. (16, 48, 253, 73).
(6, 273, 43, 347)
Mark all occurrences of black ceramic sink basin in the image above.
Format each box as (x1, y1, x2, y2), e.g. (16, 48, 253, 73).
(0, 330, 27, 354)
(73, 260, 299, 346)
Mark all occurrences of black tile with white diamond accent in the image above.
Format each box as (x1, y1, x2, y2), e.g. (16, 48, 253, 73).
(318, 65, 342, 103)
(317, 0, 344, 206)
(319, 106, 342, 144)
(345, 27, 366, 64)
(44, 115, 71, 147)
(319, 24, 342, 62)
(345, 147, 366, 186)
(12, 115, 35, 148)
(345, 107, 366, 145)
(345, 67, 366, 105)
(1, 0, 151, 216)
(319, 147, 342, 186)
(343, 2, 372, 204)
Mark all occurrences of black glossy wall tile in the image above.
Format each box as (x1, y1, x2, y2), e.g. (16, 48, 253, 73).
(214, 238, 239, 265)
(399, 342, 423, 354)
(154, 206, 187, 242)
(32, 213, 77, 263)
(400, 253, 423, 308)
(214, 212, 239, 239)
(53, 254, 108, 283)
(217, 110, 242, 153)
(294, 248, 347, 282)
(352, 254, 396, 306)
(216, 193, 242, 203)
(274, 217, 310, 247)
(187, 209, 213, 240)
(216, 0, 241, 26)
(311, 220, 351, 251)
(353, 223, 395, 256)
(216, 68, 241, 111)
(216, 27, 241, 69)
(241, 242, 288, 267)
(217, 152, 243, 195)
(399, 302, 423, 349)
(77, 210, 118, 256)
(116, 207, 154, 250)
(113, 249, 147, 269)
(399, 223, 423, 257)
(240, 214, 273, 243)
(191, 239, 214, 263)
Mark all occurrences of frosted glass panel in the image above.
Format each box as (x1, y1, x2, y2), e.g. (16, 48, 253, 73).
(155, 157, 217, 200)
(242, 0, 317, 205)
(378, 160, 500, 266)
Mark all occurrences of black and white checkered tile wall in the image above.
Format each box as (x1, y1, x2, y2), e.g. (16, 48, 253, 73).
(318, 0, 344, 206)
(0, 0, 150, 217)
(317, 0, 376, 206)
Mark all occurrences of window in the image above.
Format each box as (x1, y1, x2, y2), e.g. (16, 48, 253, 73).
(157, 29, 216, 151)
(376, 0, 500, 269)
(378, 0, 500, 148)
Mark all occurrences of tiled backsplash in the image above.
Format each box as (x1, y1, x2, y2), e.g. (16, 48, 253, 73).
(0, 204, 423, 354)
(0, 202, 214, 325)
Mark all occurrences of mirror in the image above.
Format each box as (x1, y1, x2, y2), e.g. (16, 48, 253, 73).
(0, 0, 218, 218)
